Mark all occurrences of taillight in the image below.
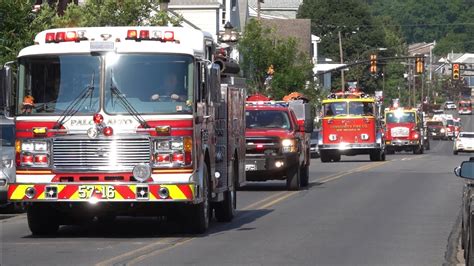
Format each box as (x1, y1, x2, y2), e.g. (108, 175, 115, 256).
(153, 136, 192, 168)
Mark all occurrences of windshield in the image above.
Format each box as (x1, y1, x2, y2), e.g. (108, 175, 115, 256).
(1, 124, 15, 147)
(460, 102, 471, 107)
(17, 55, 100, 115)
(104, 54, 194, 114)
(246, 110, 292, 130)
(348, 101, 374, 116)
(323, 102, 347, 116)
(386, 112, 416, 123)
(447, 120, 454, 126)
(427, 121, 443, 127)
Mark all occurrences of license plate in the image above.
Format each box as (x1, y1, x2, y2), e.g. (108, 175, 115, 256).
(78, 185, 116, 199)
(245, 164, 256, 171)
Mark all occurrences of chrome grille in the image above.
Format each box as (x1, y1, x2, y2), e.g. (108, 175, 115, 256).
(53, 137, 151, 171)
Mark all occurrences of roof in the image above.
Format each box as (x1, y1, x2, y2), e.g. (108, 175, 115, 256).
(261, 19, 311, 55)
(169, 0, 221, 5)
(248, 0, 302, 9)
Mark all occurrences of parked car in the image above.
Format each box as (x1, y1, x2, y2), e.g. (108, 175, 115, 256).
(454, 132, 474, 155)
(310, 130, 320, 158)
(455, 159, 474, 264)
(1, 117, 15, 206)
(444, 101, 457, 110)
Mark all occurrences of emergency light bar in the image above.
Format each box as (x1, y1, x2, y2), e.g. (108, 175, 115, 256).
(245, 101, 289, 107)
(126, 29, 175, 42)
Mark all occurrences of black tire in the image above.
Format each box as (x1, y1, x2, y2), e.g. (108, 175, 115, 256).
(386, 148, 395, 155)
(381, 150, 386, 161)
(215, 160, 237, 222)
(188, 165, 211, 233)
(413, 145, 422, 154)
(332, 154, 341, 162)
(370, 149, 383, 161)
(27, 204, 60, 236)
(454, 150, 458, 155)
(320, 151, 331, 163)
(300, 164, 309, 187)
(286, 163, 301, 191)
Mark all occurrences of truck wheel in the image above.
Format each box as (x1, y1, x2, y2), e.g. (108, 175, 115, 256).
(386, 148, 395, 155)
(370, 150, 382, 161)
(215, 161, 237, 222)
(27, 204, 59, 236)
(332, 154, 341, 162)
(286, 164, 301, 191)
(188, 165, 211, 233)
(320, 151, 331, 163)
(300, 164, 309, 187)
(454, 150, 458, 155)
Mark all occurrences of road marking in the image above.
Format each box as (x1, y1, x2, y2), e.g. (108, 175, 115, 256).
(96, 160, 391, 264)
(126, 238, 194, 266)
(95, 238, 187, 266)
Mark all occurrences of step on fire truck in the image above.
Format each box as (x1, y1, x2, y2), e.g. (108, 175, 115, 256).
(318, 89, 385, 162)
(244, 93, 312, 190)
(384, 104, 428, 154)
(2, 26, 246, 235)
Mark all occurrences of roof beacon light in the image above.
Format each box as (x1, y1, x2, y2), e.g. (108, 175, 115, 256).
(55, 32, 66, 42)
(127, 29, 138, 40)
(65, 31, 78, 42)
(163, 31, 174, 42)
(152, 31, 162, 40)
(45, 32, 55, 43)
(103, 126, 114, 137)
(139, 30, 150, 40)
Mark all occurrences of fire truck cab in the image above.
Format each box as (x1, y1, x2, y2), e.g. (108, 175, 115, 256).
(318, 90, 385, 162)
(384, 107, 426, 154)
(244, 94, 312, 190)
(2, 26, 246, 235)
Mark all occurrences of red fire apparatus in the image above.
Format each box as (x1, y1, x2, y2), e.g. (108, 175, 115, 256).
(384, 107, 427, 154)
(318, 90, 385, 162)
(458, 100, 472, 115)
(2, 26, 246, 235)
(245, 94, 312, 190)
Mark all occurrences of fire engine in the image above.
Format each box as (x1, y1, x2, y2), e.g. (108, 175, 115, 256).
(458, 100, 472, 115)
(318, 90, 385, 162)
(1, 26, 246, 235)
(384, 106, 427, 154)
(245, 94, 312, 190)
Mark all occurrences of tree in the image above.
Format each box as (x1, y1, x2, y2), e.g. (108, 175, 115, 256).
(238, 19, 314, 100)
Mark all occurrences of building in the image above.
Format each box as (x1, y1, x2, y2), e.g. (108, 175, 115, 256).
(248, 0, 302, 19)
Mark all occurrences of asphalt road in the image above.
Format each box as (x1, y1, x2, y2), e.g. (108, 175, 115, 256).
(0, 113, 472, 265)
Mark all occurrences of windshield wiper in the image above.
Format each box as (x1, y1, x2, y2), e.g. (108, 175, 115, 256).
(109, 70, 150, 129)
(53, 73, 96, 129)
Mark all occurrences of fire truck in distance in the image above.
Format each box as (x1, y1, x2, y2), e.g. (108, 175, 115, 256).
(318, 89, 385, 162)
(245, 94, 312, 190)
(458, 100, 472, 115)
(2, 26, 247, 235)
(384, 106, 428, 154)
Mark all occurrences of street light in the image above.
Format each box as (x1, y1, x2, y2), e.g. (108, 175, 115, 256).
(219, 22, 239, 43)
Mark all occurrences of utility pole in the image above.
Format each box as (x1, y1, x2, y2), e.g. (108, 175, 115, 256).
(338, 31, 345, 91)
(257, 0, 261, 20)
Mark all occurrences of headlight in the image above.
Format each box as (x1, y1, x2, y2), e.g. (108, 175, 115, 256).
(17, 140, 51, 168)
(281, 138, 296, 153)
(153, 137, 192, 167)
(2, 159, 13, 168)
(440, 128, 445, 133)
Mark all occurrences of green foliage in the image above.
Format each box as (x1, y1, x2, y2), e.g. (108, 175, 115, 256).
(0, 0, 183, 64)
(0, 0, 36, 63)
(238, 19, 315, 101)
(370, 0, 474, 55)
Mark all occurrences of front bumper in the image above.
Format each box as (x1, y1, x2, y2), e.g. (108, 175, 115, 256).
(386, 139, 419, 147)
(8, 183, 196, 202)
(318, 143, 381, 150)
(245, 153, 299, 180)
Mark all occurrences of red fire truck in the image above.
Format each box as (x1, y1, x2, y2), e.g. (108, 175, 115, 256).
(318, 90, 385, 162)
(2, 26, 246, 235)
(245, 94, 312, 190)
(384, 107, 427, 154)
(458, 100, 472, 115)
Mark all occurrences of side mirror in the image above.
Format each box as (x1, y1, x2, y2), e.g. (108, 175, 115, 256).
(1, 62, 15, 118)
(458, 161, 474, 179)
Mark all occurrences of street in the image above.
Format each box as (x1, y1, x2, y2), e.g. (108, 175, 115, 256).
(0, 114, 470, 265)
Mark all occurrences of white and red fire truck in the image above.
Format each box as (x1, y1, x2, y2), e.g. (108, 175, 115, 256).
(2, 26, 246, 235)
(318, 89, 386, 162)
